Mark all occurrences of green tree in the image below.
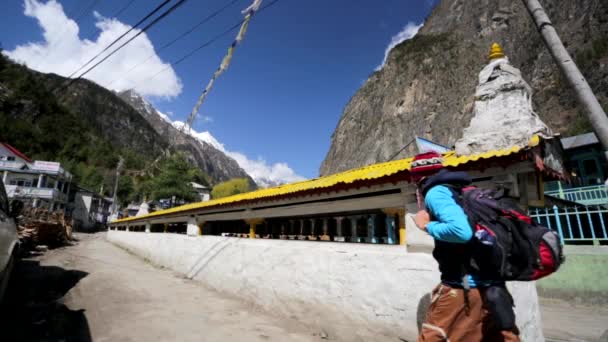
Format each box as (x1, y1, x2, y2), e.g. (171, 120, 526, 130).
(148, 153, 197, 202)
(116, 175, 134, 206)
(211, 178, 250, 199)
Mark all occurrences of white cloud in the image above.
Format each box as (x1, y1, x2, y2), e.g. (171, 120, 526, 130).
(376, 22, 423, 70)
(4, 0, 181, 98)
(170, 121, 306, 187)
(225, 153, 306, 188)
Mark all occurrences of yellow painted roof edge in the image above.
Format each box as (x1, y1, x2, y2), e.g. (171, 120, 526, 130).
(112, 136, 541, 224)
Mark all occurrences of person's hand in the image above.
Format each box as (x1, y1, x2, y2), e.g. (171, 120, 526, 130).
(414, 210, 430, 231)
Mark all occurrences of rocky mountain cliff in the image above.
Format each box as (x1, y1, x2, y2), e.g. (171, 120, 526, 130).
(320, 0, 608, 176)
(116, 90, 255, 187)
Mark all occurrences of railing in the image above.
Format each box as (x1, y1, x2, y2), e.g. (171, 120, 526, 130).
(545, 185, 608, 206)
(530, 205, 608, 245)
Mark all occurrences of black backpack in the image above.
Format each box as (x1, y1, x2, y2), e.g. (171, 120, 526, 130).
(454, 186, 564, 281)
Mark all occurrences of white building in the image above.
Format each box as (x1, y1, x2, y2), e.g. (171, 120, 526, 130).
(0, 142, 72, 211)
(72, 187, 112, 231)
(191, 182, 210, 202)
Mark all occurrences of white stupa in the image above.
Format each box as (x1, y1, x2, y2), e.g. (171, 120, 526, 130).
(136, 201, 149, 217)
(455, 43, 553, 155)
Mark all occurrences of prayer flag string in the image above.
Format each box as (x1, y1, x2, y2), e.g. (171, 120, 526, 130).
(185, 0, 263, 131)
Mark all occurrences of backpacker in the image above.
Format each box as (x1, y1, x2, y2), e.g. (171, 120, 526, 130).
(455, 186, 564, 281)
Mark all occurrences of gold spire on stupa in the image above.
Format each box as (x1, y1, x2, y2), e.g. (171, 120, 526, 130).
(489, 43, 506, 60)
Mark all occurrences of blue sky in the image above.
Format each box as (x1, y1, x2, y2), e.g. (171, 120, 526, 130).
(1, 0, 437, 183)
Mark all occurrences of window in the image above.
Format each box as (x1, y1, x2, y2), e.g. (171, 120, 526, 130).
(10, 178, 33, 187)
(7, 156, 15, 161)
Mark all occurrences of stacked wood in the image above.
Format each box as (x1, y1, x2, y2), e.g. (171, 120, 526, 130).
(16, 207, 72, 250)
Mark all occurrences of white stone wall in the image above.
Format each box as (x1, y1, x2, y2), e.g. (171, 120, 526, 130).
(107, 231, 544, 341)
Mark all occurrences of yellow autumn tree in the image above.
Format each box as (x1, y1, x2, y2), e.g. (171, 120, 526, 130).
(211, 178, 250, 199)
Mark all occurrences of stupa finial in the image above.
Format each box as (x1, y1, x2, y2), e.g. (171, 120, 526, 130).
(489, 43, 505, 60)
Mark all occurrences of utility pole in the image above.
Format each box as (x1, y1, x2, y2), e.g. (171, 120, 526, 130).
(111, 156, 124, 216)
(522, 0, 608, 159)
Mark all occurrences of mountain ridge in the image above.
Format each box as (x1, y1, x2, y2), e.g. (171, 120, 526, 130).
(116, 89, 257, 188)
(320, 0, 608, 176)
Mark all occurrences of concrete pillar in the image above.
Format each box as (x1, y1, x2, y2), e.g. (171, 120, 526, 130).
(308, 219, 317, 240)
(37, 174, 44, 188)
(198, 222, 205, 235)
(187, 217, 200, 236)
(164, 223, 168, 233)
(280, 222, 287, 239)
(320, 218, 330, 241)
(2, 171, 7, 183)
(246, 218, 264, 239)
(298, 219, 306, 240)
(367, 214, 377, 244)
(349, 217, 359, 243)
(334, 216, 345, 242)
(126, 224, 130, 232)
(145, 222, 151, 233)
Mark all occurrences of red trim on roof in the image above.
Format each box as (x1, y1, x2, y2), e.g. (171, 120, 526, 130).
(1, 142, 33, 163)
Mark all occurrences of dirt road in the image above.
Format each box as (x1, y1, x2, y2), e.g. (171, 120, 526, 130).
(1, 233, 323, 342)
(1, 232, 606, 341)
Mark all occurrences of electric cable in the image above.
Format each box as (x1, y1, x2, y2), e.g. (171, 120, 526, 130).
(110, 0, 137, 19)
(105, 0, 242, 89)
(55, 0, 189, 94)
(128, 0, 282, 89)
(64, 0, 174, 80)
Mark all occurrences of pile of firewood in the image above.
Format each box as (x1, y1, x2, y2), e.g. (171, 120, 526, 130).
(17, 207, 72, 250)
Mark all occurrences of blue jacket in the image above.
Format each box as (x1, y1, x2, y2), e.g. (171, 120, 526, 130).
(425, 185, 473, 243)
(421, 170, 495, 287)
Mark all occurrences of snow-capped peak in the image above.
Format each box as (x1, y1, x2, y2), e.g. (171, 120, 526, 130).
(171, 121, 225, 152)
(119, 90, 306, 187)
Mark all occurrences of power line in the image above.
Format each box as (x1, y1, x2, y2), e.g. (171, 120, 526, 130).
(128, 0, 282, 89)
(387, 138, 416, 162)
(76, 1, 139, 53)
(65, 0, 174, 80)
(70, 0, 103, 25)
(38, 0, 101, 62)
(56, 0, 189, 94)
(105, 0, 242, 89)
(110, 0, 137, 19)
(128, 19, 244, 89)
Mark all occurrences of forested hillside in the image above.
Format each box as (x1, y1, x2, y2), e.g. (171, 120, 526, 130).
(0, 52, 207, 205)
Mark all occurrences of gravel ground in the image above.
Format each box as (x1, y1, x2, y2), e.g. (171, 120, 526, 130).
(0, 233, 322, 342)
(0, 232, 606, 342)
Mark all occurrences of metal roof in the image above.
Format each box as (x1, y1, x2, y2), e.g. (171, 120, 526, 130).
(1, 142, 33, 163)
(560, 132, 598, 150)
(112, 136, 541, 224)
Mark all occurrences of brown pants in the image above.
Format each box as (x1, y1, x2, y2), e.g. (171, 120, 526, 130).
(418, 284, 520, 342)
